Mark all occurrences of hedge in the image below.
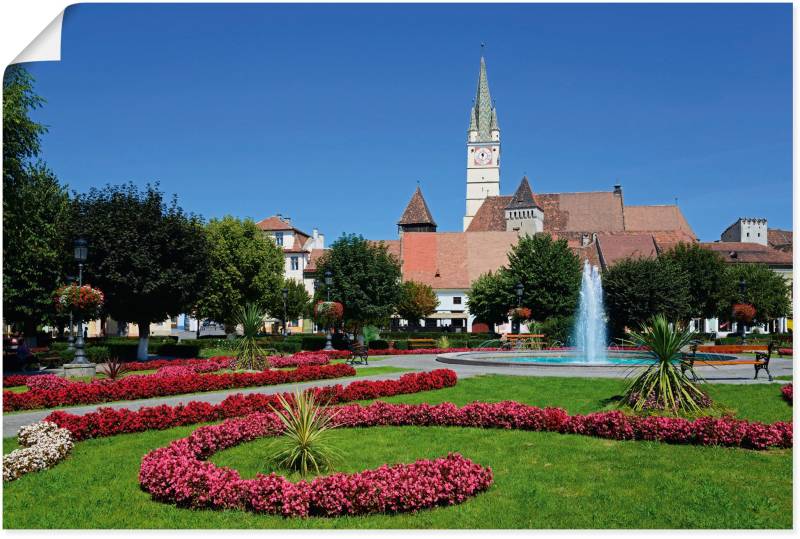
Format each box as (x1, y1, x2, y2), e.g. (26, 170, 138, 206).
(156, 343, 202, 358)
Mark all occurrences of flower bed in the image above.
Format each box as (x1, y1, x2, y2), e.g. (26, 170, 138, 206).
(268, 352, 330, 368)
(45, 370, 458, 440)
(3, 421, 74, 482)
(3, 364, 357, 412)
(782, 384, 792, 404)
(139, 412, 492, 517)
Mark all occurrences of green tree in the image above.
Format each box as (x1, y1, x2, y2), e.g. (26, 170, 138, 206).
(71, 183, 211, 359)
(3, 66, 70, 342)
(194, 216, 284, 332)
(314, 234, 402, 332)
(661, 242, 727, 320)
(396, 280, 439, 328)
(506, 234, 582, 321)
(267, 278, 312, 332)
(466, 270, 514, 328)
(716, 263, 791, 326)
(602, 257, 691, 338)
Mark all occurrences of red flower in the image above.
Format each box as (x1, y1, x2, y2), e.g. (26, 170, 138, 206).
(732, 303, 756, 324)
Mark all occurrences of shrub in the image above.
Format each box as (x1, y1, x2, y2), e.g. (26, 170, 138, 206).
(99, 357, 129, 380)
(267, 390, 341, 477)
(272, 341, 301, 354)
(156, 343, 201, 358)
(301, 336, 327, 351)
(367, 339, 389, 350)
(538, 316, 573, 346)
(394, 340, 409, 350)
(437, 335, 451, 349)
(106, 343, 139, 362)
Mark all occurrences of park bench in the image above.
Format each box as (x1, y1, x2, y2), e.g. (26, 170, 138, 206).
(682, 341, 775, 382)
(502, 334, 545, 350)
(346, 342, 369, 366)
(408, 338, 436, 350)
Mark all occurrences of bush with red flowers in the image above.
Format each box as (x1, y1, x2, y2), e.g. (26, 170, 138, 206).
(732, 303, 756, 324)
(782, 384, 792, 404)
(45, 370, 459, 440)
(4, 364, 356, 412)
(139, 412, 492, 517)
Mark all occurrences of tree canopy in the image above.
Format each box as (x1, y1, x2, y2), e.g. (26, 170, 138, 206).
(313, 234, 402, 330)
(396, 280, 439, 326)
(505, 234, 582, 321)
(70, 183, 211, 359)
(716, 263, 791, 325)
(3, 66, 70, 339)
(194, 216, 284, 330)
(466, 271, 514, 327)
(660, 242, 727, 320)
(266, 278, 312, 332)
(602, 257, 691, 338)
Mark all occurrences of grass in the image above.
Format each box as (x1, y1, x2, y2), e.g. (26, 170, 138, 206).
(2, 375, 792, 529)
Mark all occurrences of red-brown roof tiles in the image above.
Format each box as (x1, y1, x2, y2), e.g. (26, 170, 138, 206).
(700, 242, 792, 265)
(768, 228, 793, 252)
(596, 234, 658, 268)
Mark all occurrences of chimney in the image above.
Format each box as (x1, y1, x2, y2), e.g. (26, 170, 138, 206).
(581, 233, 590, 246)
(613, 184, 622, 195)
(284, 216, 291, 225)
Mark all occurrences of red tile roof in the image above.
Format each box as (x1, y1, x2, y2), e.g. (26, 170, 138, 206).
(700, 242, 792, 265)
(624, 205, 696, 238)
(596, 233, 658, 268)
(768, 228, 793, 252)
(398, 187, 436, 226)
(465, 196, 513, 232)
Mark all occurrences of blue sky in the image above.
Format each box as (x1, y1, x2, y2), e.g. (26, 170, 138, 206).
(20, 3, 792, 242)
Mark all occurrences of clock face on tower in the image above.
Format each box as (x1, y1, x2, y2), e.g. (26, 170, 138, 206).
(474, 147, 492, 166)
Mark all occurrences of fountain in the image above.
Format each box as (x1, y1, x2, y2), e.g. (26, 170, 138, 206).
(572, 260, 608, 363)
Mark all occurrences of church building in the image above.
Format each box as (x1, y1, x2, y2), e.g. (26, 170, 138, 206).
(378, 54, 699, 332)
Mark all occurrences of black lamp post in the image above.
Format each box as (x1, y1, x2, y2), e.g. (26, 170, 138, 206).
(324, 271, 334, 351)
(513, 283, 524, 335)
(738, 277, 747, 342)
(65, 275, 76, 350)
(72, 238, 89, 364)
(281, 287, 289, 337)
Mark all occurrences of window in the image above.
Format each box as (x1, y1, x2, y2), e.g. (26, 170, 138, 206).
(453, 296, 462, 305)
(290, 256, 299, 271)
(275, 232, 284, 246)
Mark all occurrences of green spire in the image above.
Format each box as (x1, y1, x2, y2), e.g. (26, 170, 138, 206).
(468, 106, 478, 132)
(490, 107, 499, 131)
(472, 55, 497, 141)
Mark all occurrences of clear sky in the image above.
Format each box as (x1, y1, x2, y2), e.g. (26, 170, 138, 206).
(19, 3, 792, 242)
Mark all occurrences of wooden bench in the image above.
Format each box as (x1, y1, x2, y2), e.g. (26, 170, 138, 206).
(346, 342, 369, 366)
(682, 341, 775, 381)
(502, 334, 545, 350)
(408, 338, 436, 350)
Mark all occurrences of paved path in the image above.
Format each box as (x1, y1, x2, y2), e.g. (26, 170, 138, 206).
(3, 353, 792, 438)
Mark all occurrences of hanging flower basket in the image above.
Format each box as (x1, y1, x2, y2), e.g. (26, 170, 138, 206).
(508, 307, 532, 322)
(732, 303, 756, 324)
(53, 284, 104, 320)
(314, 301, 344, 326)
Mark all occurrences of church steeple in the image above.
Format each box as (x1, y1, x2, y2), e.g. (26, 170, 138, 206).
(398, 186, 437, 236)
(468, 55, 498, 143)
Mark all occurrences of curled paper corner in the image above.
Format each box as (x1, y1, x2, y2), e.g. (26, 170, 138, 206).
(12, 10, 64, 65)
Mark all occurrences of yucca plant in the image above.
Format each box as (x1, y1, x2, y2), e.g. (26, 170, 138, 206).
(622, 315, 710, 414)
(267, 390, 341, 477)
(99, 356, 128, 380)
(437, 335, 451, 349)
(234, 303, 268, 371)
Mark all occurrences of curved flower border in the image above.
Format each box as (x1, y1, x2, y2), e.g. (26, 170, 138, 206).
(139, 412, 493, 517)
(782, 384, 792, 404)
(3, 421, 74, 482)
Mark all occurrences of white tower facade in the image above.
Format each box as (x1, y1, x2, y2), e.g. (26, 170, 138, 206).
(463, 56, 501, 230)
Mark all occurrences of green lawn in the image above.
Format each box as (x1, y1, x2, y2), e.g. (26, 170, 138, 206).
(3, 375, 792, 529)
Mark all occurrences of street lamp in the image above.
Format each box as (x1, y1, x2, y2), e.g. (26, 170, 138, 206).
(324, 271, 334, 351)
(738, 277, 747, 342)
(65, 275, 76, 350)
(72, 237, 89, 364)
(282, 287, 289, 337)
(513, 283, 524, 335)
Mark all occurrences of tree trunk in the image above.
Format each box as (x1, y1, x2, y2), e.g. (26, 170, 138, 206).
(137, 321, 150, 361)
(24, 319, 38, 347)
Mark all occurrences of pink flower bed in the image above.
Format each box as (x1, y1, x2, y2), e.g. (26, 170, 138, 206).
(45, 369, 459, 440)
(24, 374, 73, 391)
(268, 352, 330, 368)
(782, 384, 792, 404)
(139, 411, 492, 517)
(3, 364, 357, 412)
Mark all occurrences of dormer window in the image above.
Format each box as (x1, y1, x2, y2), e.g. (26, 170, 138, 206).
(275, 232, 284, 246)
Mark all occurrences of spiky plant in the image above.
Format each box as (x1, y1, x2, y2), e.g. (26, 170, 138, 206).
(622, 315, 710, 414)
(233, 303, 268, 371)
(100, 356, 128, 380)
(267, 390, 341, 477)
(437, 335, 451, 350)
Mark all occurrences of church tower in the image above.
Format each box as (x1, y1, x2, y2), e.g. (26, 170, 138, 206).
(463, 54, 501, 231)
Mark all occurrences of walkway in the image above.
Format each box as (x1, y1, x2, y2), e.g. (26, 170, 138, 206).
(2, 353, 791, 438)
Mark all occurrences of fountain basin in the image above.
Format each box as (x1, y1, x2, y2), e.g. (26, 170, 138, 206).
(436, 349, 738, 368)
